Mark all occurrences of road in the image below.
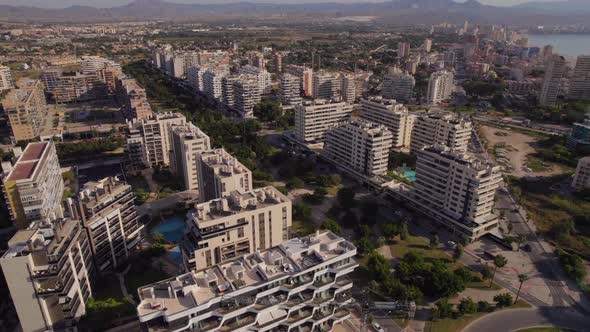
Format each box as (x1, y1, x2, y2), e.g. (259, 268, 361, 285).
(463, 308, 590, 332)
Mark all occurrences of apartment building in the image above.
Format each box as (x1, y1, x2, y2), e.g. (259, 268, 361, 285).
(0, 65, 15, 91)
(358, 97, 416, 149)
(426, 70, 454, 105)
(186, 66, 204, 92)
(221, 75, 238, 108)
(410, 113, 472, 153)
(387, 146, 502, 240)
(41, 69, 107, 104)
(294, 100, 354, 144)
(197, 148, 253, 203)
(125, 127, 148, 171)
(0, 219, 94, 332)
(506, 80, 539, 95)
(138, 231, 355, 332)
(572, 156, 590, 191)
(239, 65, 272, 95)
(169, 123, 212, 191)
(171, 54, 186, 78)
(567, 118, 590, 150)
(340, 73, 356, 103)
(80, 56, 120, 75)
(65, 176, 143, 273)
(569, 55, 590, 100)
(181, 186, 291, 270)
(233, 75, 262, 118)
(2, 78, 47, 142)
(323, 119, 393, 177)
(116, 76, 153, 120)
(202, 69, 227, 100)
(279, 73, 302, 106)
(539, 55, 566, 106)
(97, 63, 123, 94)
(285, 64, 313, 97)
(382, 71, 415, 102)
(313, 71, 341, 100)
(398, 42, 411, 58)
(1, 142, 64, 228)
(126, 112, 187, 168)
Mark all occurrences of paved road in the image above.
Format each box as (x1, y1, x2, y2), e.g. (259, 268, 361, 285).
(463, 308, 590, 332)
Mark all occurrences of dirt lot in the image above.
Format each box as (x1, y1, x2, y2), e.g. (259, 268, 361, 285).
(479, 125, 565, 177)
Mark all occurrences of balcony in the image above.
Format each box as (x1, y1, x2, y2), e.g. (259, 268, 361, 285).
(335, 291, 352, 303)
(285, 291, 313, 307)
(255, 312, 288, 329)
(254, 292, 288, 310)
(217, 297, 254, 315)
(334, 308, 350, 318)
(335, 276, 352, 287)
(146, 317, 190, 332)
(286, 308, 313, 324)
(219, 313, 256, 332)
(284, 274, 313, 289)
(312, 306, 335, 322)
(191, 317, 221, 332)
(312, 275, 334, 288)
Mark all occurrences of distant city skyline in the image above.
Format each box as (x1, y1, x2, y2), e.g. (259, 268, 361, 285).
(0, 0, 563, 9)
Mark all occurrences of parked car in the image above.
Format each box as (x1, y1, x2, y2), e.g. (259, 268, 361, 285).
(372, 322, 384, 332)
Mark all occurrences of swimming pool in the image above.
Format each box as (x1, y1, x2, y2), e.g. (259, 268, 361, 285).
(401, 170, 416, 182)
(167, 246, 183, 265)
(151, 215, 186, 243)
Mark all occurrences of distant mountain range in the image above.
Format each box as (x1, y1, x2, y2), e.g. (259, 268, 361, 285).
(0, 0, 588, 24)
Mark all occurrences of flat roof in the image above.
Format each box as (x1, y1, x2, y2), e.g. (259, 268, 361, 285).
(6, 161, 39, 181)
(21, 142, 48, 161)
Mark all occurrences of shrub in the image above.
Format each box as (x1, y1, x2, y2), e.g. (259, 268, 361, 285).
(493, 293, 513, 308)
(477, 300, 492, 312)
(458, 297, 477, 315)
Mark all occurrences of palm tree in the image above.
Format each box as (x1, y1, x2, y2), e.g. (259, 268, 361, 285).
(515, 234, 526, 252)
(515, 273, 528, 303)
(490, 255, 508, 288)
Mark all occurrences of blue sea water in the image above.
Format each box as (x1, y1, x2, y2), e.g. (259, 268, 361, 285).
(151, 215, 186, 243)
(528, 34, 590, 58)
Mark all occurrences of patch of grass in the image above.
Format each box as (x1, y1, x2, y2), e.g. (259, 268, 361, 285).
(526, 157, 548, 172)
(389, 235, 455, 265)
(291, 219, 316, 237)
(426, 300, 531, 332)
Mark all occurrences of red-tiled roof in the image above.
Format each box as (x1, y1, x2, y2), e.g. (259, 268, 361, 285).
(6, 161, 38, 181)
(20, 142, 47, 162)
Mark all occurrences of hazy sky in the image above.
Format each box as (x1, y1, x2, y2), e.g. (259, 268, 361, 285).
(0, 0, 560, 9)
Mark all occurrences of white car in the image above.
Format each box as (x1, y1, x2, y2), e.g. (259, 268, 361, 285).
(447, 241, 457, 249)
(372, 322, 384, 332)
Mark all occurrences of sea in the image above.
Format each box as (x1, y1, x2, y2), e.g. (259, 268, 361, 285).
(527, 34, 590, 59)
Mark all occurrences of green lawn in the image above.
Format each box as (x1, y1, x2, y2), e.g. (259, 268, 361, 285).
(426, 300, 531, 332)
(389, 235, 455, 265)
(291, 219, 316, 237)
(526, 157, 548, 172)
(92, 274, 124, 301)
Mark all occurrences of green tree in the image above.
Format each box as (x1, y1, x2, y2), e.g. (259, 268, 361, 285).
(490, 255, 507, 288)
(481, 265, 493, 280)
(430, 234, 440, 248)
(355, 236, 374, 256)
(458, 297, 477, 315)
(382, 223, 400, 241)
(286, 178, 305, 189)
(493, 293, 513, 308)
(515, 234, 526, 252)
(293, 203, 312, 222)
(477, 300, 492, 312)
(399, 223, 409, 240)
(515, 274, 528, 304)
(367, 252, 390, 280)
(341, 211, 358, 226)
(435, 299, 453, 319)
(453, 244, 464, 261)
(322, 219, 341, 235)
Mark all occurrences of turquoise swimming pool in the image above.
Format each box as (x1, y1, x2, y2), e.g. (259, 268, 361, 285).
(167, 246, 183, 265)
(401, 170, 416, 182)
(151, 215, 186, 243)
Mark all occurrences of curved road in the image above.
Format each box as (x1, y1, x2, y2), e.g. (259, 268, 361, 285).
(463, 308, 590, 332)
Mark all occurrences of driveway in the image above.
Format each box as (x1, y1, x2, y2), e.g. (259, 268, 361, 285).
(462, 307, 590, 332)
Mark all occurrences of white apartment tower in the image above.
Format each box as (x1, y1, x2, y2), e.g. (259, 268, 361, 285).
(410, 113, 472, 153)
(1, 219, 94, 332)
(323, 119, 393, 177)
(569, 55, 590, 101)
(382, 71, 416, 102)
(137, 231, 356, 332)
(426, 70, 455, 105)
(340, 73, 356, 103)
(540, 55, 566, 106)
(65, 176, 143, 273)
(313, 71, 341, 100)
(0, 64, 15, 91)
(398, 42, 411, 58)
(572, 156, 590, 191)
(285, 64, 313, 97)
(359, 97, 416, 149)
(233, 75, 262, 118)
(239, 65, 272, 95)
(1, 142, 64, 229)
(169, 123, 212, 191)
(203, 69, 227, 100)
(181, 186, 291, 270)
(294, 100, 354, 144)
(388, 146, 502, 240)
(197, 148, 253, 203)
(126, 112, 187, 168)
(279, 73, 302, 105)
